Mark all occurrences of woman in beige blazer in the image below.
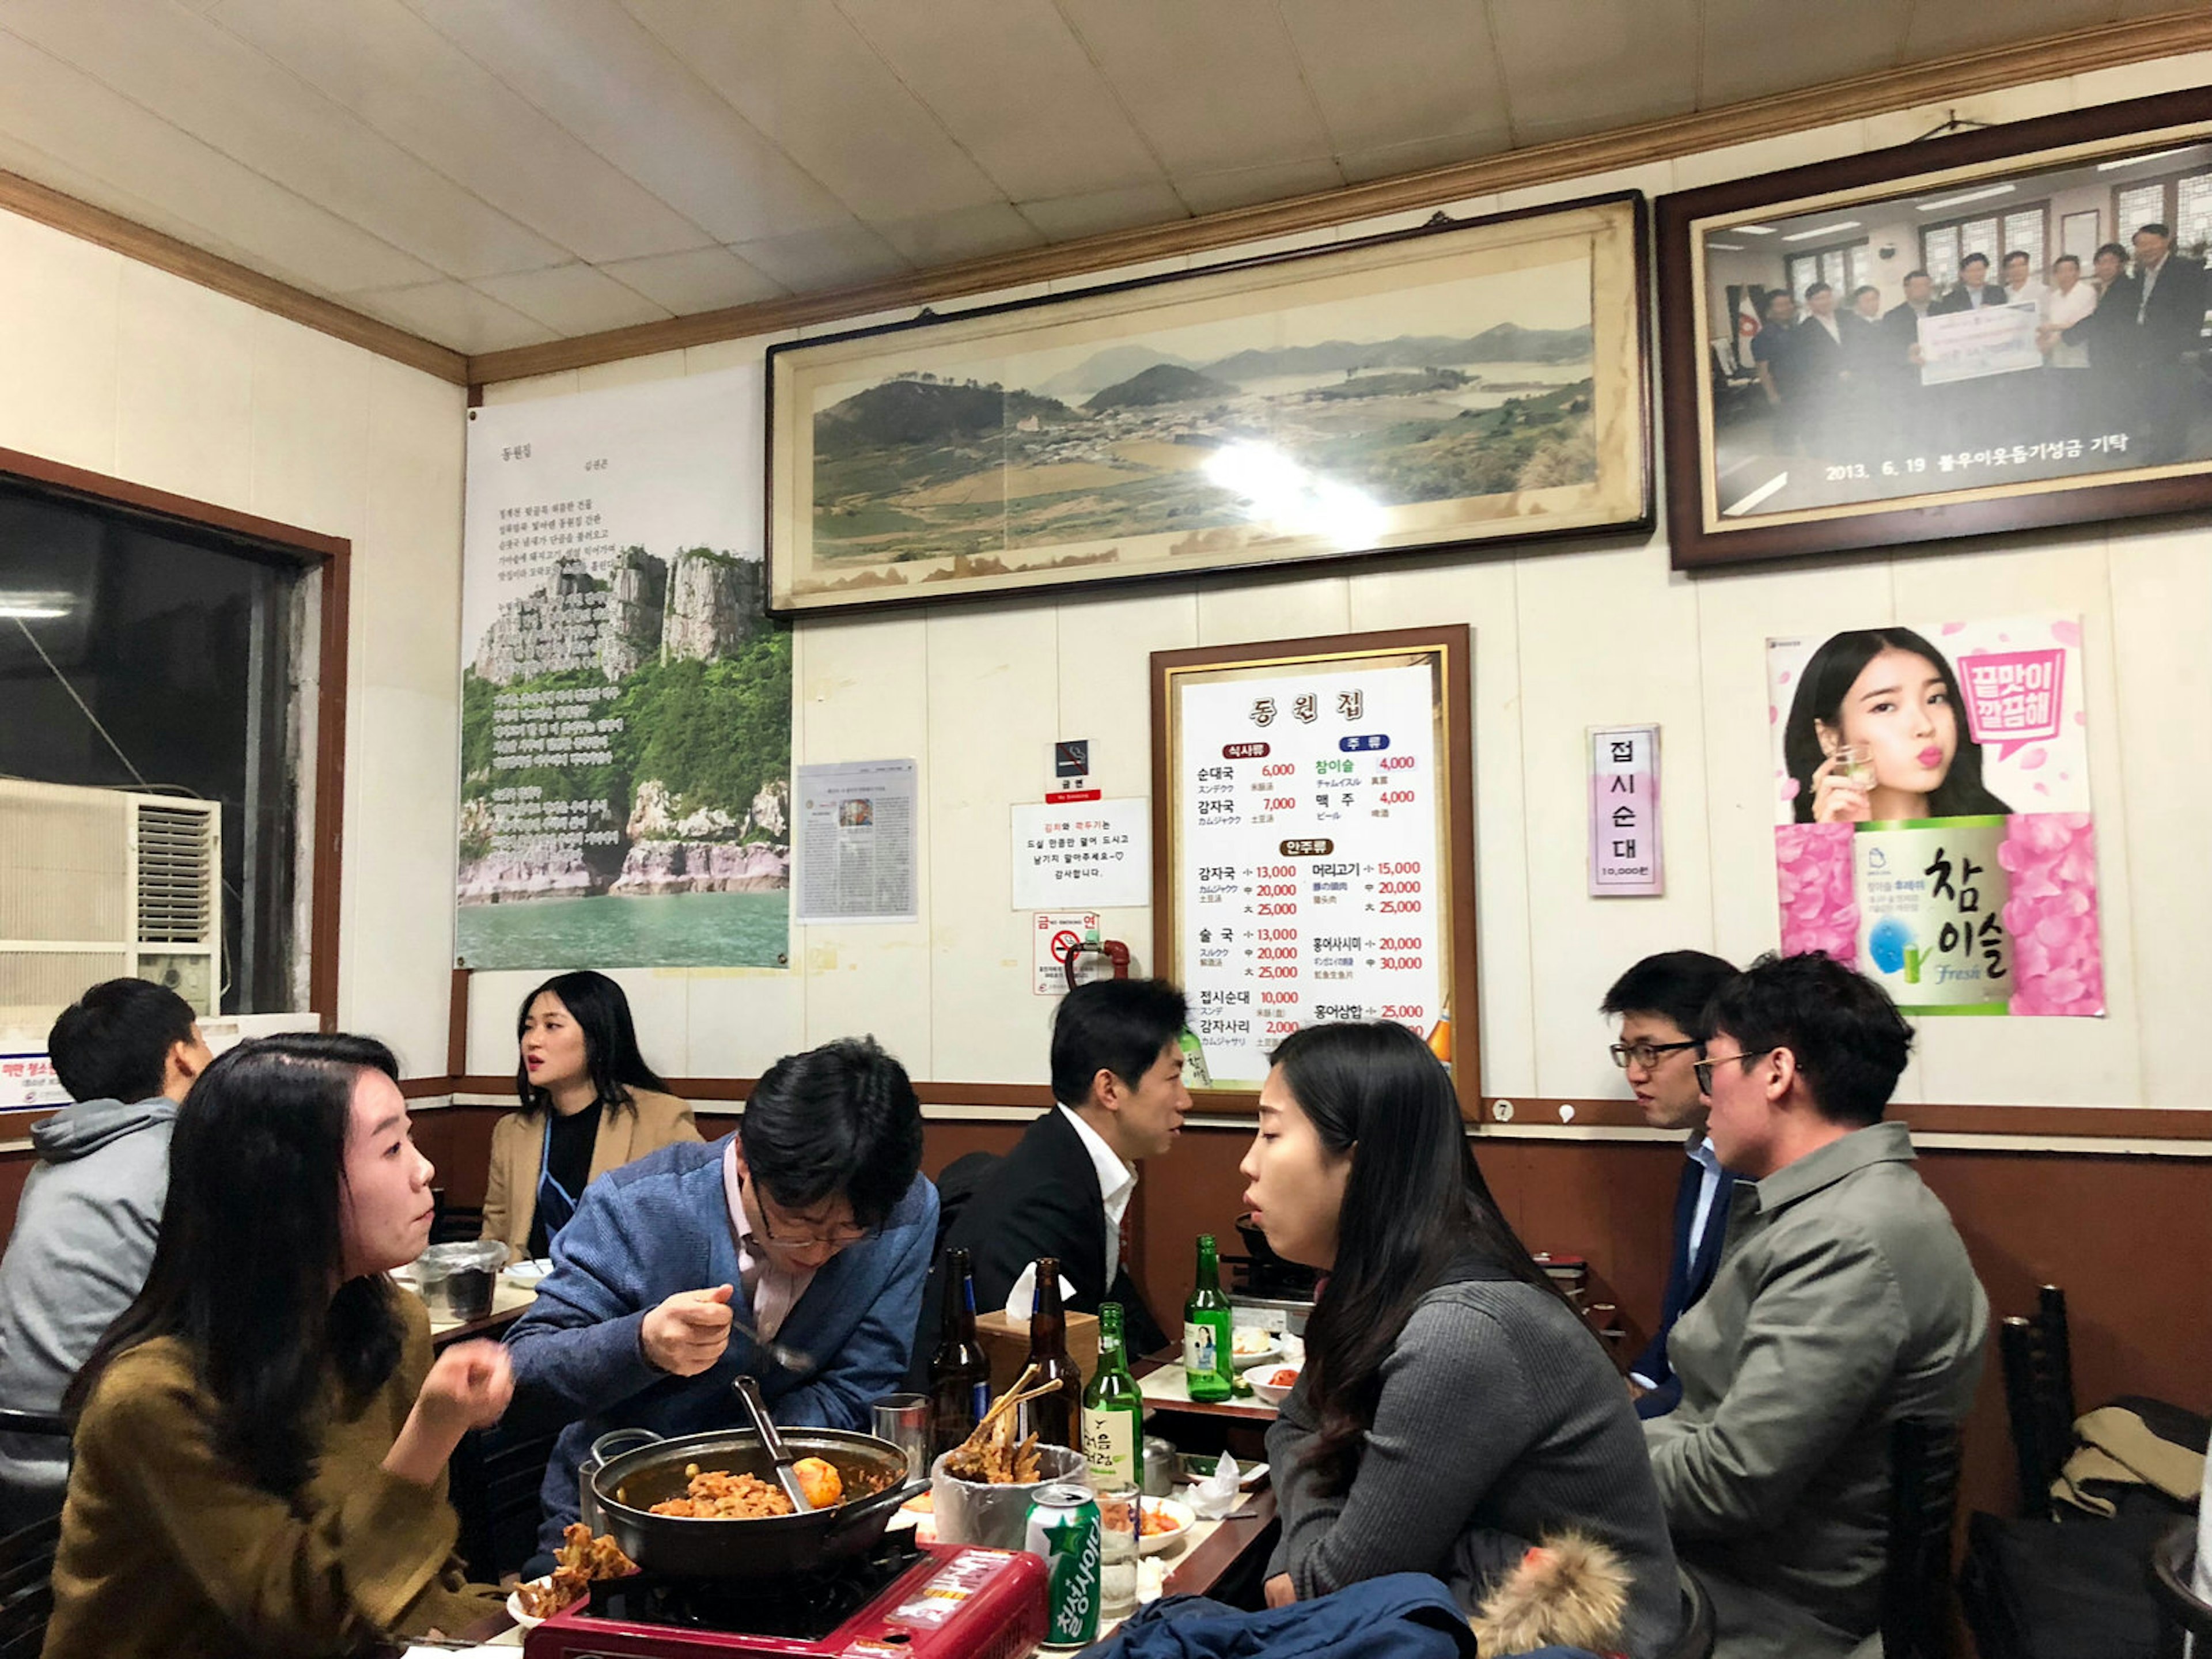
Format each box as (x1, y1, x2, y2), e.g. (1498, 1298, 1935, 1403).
(481, 971, 700, 1263)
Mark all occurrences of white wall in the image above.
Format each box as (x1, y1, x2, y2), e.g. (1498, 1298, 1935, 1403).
(471, 52, 2212, 1121)
(0, 207, 467, 1076)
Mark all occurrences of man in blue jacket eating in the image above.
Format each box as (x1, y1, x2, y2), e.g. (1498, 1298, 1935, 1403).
(507, 1035, 935, 1553)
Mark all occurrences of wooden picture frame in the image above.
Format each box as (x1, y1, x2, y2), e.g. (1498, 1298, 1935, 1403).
(766, 196, 1650, 616)
(1657, 88, 2212, 570)
(1150, 626, 1478, 1120)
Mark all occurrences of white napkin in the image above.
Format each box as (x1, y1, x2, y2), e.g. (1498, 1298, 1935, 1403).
(1185, 1452, 1241, 1520)
(1137, 1555, 1170, 1604)
(1002, 1263, 1080, 1320)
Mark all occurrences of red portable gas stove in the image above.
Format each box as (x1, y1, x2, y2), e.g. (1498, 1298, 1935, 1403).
(522, 1536, 1048, 1659)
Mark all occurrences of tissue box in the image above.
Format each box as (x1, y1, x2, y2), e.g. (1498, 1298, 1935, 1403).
(974, 1310, 1099, 1395)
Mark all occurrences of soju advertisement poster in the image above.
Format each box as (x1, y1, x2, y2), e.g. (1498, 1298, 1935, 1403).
(1766, 615, 2101, 1017)
(456, 366, 792, 971)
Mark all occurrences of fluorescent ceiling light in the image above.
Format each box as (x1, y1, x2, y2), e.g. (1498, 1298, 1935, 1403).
(1709, 242, 1747, 251)
(0, 591, 73, 619)
(2096, 146, 2198, 172)
(1733, 224, 1776, 236)
(1915, 183, 2017, 212)
(1781, 219, 1862, 243)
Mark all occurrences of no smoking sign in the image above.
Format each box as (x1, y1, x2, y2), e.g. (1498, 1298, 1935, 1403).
(1033, 911, 1100, 996)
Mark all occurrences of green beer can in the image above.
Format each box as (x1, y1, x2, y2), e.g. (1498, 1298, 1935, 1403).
(1024, 1482, 1104, 1647)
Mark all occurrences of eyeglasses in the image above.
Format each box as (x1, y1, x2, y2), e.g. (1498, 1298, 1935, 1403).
(746, 1173, 877, 1248)
(1694, 1047, 1776, 1094)
(1609, 1039, 1698, 1071)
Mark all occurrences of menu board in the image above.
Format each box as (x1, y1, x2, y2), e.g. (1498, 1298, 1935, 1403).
(1155, 630, 1473, 1098)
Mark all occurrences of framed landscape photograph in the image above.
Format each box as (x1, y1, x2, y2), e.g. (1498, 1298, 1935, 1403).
(1658, 88, 2212, 569)
(766, 194, 1649, 615)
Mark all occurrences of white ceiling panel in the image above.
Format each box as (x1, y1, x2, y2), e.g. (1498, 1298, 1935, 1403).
(406, 0, 861, 247)
(473, 261, 674, 335)
(1057, 0, 1337, 177)
(1487, 0, 1703, 146)
(1338, 131, 1516, 186)
(597, 247, 789, 314)
(0, 0, 570, 283)
(347, 278, 558, 354)
(620, 0, 1009, 222)
(730, 222, 912, 293)
(1017, 183, 1194, 243)
(873, 202, 1046, 267)
(1700, 0, 1915, 108)
(1279, 0, 1513, 156)
(1175, 158, 1347, 217)
(835, 0, 1168, 202)
(206, 0, 717, 263)
(0, 27, 440, 294)
(1904, 0, 2124, 62)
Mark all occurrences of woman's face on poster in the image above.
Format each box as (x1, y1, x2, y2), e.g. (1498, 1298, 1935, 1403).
(1817, 647, 1957, 797)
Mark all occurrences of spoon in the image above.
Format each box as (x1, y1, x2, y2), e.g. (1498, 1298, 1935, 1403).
(733, 1374, 815, 1514)
(730, 1309, 814, 1376)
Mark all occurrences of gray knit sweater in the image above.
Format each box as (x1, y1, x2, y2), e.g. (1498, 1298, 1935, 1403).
(1266, 1278, 1681, 1659)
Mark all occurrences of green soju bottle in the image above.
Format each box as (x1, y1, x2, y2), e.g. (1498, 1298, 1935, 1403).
(1183, 1234, 1235, 1403)
(1081, 1302, 1144, 1485)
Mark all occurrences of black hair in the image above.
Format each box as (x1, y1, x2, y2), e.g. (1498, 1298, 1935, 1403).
(46, 978, 198, 1105)
(1763, 290, 1795, 316)
(1802, 281, 1832, 300)
(2136, 221, 2171, 240)
(1903, 269, 1931, 285)
(2002, 250, 2031, 267)
(739, 1036, 922, 1229)
(2094, 241, 2129, 265)
(515, 970, 669, 1119)
(1781, 627, 2012, 823)
(67, 1033, 407, 1496)
(1601, 950, 1739, 1037)
(1960, 251, 1990, 271)
(1702, 952, 1914, 1127)
(1851, 285, 1881, 301)
(2053, 254, 2081, 272)
(1049, 978, 1190, 1109)
(1268, 1021, 1565, 1495)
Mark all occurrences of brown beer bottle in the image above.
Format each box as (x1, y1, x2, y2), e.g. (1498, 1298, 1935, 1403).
(926, 1247, 991, 1455)
(1019, 1256, 1084, 1450)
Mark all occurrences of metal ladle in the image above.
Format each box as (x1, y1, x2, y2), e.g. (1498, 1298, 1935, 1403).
(733, 1373, 815, 1514)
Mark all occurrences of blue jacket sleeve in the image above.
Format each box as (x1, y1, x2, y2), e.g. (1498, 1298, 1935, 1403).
(503, 1174, 696, 1419)
(774, 1184, 937, 1432)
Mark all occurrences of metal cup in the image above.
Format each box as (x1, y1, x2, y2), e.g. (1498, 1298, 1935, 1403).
(870, 1393, 931, 1481)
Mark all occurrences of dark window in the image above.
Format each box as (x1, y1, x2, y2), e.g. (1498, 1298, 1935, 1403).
(0, 482, 306, 1013)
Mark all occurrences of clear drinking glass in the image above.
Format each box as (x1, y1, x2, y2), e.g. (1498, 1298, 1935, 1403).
(870, 1393, 931, 1482)
(1089, 1474, 1141, 1621)
(1831, 742, 1876, 789)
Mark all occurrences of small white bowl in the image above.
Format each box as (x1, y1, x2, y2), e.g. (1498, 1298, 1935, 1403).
(507, 1577, 555, 1630)
(1249, 1365, 1302, 1407)
(1137, 1495, 1196, 1556)
(503, 1257, 555, 1286)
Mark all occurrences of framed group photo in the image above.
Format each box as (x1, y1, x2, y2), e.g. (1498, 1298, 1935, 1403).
(767, 195, 1650, 616)
(1658, 88, 2212, 568)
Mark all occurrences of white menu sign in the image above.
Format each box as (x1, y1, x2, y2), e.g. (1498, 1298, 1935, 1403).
(1178, 662, 1445, 1086)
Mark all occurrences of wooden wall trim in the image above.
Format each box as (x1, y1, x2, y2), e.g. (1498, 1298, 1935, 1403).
(0, 168, 467, 385)
(467, 8, 2212, 385)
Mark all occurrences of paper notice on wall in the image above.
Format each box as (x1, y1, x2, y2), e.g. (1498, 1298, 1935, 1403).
(1011, 798, 1152, 910)
(0, 1052, 67, 1109)
(1589, 725, 1662, 896)
(1033, 912, 1102, 997)
(794, 759, 919, 923)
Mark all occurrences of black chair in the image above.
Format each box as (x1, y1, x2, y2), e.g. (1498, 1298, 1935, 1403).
(1882, 1417, 1963, 1659)
(1998, 1284, 2075, 1519)
(449, 1423, 562, 1584)
(0, 1409, 75, 1538)
(0, 1512, 61, 1659)
(1660, 1565, 1717, 1659)
(2150, 1521, 2212, 1659)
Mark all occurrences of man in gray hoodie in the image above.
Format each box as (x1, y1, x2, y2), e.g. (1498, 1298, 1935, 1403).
(0, 978, 211, 1527)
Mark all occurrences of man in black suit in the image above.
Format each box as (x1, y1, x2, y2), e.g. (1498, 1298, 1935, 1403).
(1881, 270, 1940, 457)
(2113, 221, 2209, 464)
(912, 979, 1190, 1374)
(1601, 949, 1740, 1420)
(1791, 282, 1853, 460)
(1931, 251, 2006, 314)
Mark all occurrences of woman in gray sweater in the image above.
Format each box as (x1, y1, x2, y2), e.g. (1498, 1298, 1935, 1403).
(1247, 1021, 1682, 1658)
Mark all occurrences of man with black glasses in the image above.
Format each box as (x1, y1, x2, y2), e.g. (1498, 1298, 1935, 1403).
(1601, 950, 1738, 1418)
(507, 1035, 934, 1555)
(1643, 953, 1986, 1659)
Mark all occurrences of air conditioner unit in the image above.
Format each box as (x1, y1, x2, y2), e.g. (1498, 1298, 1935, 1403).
(0, 779, 222, 1023)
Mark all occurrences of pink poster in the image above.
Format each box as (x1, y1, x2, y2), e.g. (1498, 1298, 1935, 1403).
(1765, 616, 2101, 1017)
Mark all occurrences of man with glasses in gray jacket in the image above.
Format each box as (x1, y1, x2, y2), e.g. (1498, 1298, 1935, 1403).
(1644, 952, 1987, 1659)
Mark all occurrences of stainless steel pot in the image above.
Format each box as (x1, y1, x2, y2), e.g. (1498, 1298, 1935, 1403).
(578, 1425, 921, 1580)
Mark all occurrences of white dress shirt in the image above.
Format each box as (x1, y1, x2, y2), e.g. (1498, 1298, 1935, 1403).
(2043, 281, 2097, 370)
(722, 1138, 817, 1338)
(1058, 1104, 1137, 1283)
